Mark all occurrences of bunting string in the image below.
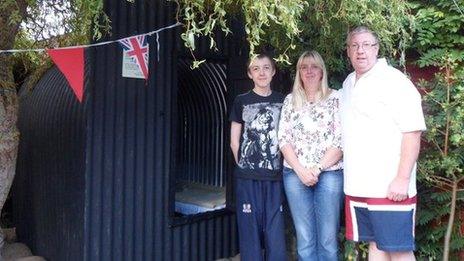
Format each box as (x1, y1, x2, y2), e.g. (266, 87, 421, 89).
(0, 22, 182, 54)
(0, 22, 182, 103)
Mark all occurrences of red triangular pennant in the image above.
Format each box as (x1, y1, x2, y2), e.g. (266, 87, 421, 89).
(47, 47, 84, 102)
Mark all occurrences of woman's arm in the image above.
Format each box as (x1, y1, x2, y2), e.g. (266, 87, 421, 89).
(313, 92, 343, 175)
(278, 95, 318, 186)
(316, 147, 343, 175)
(281, 144, 318, 186)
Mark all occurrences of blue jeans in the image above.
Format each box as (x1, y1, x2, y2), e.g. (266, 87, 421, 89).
(283, 167, 344, 261)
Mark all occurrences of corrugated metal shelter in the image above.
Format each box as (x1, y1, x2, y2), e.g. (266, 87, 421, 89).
(14, 65, 87, 260)
(13, 0, 290, 260)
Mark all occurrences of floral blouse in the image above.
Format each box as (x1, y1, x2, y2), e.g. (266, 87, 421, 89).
(278, 90, 343, 170)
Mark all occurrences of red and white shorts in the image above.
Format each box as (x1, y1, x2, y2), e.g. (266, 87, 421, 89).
(345, 195, 417, 252)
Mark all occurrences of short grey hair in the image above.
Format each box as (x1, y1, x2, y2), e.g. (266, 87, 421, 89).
(346, 26, 379, 45)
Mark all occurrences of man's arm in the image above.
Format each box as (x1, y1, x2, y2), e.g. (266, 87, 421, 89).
(230, 121, 242, 164)
(387, 130, 422, 201)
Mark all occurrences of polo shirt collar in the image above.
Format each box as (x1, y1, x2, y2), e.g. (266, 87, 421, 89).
(359, 58, 387, 79)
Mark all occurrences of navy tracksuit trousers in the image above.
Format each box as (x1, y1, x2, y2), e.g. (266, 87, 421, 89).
(235, 178, 286, 261)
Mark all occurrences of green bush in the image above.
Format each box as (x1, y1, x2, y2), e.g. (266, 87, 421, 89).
(412, 1, 464, 260)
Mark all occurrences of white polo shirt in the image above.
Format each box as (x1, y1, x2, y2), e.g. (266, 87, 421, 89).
(341, 58, 426, 198)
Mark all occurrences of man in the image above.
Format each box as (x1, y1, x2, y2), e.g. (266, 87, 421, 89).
(340, 26, 426, 261)
(230, 54, 286, 261)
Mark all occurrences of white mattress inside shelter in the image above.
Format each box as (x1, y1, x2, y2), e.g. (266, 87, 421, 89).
(175, 182, 226, 215)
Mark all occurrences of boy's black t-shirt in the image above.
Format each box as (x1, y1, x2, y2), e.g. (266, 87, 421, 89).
(229, 90, 285, 180)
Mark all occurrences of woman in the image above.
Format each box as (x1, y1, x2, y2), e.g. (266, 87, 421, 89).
(278, 50, 343, 260)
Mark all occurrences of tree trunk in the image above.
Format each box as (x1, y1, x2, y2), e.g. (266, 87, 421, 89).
(443, 181, 458, 261)
(0, 0, 28, 249)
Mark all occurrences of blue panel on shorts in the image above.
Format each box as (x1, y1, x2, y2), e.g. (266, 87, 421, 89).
(369, 210, 415, 251)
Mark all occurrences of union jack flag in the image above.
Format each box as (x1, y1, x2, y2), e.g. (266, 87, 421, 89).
(119, 35, 149, 80)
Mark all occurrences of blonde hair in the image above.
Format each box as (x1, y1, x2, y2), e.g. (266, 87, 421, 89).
(291, 50, 332, 110)
(247, 53, 276, 72)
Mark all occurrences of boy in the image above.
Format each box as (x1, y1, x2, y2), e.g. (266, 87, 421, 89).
(230, 54, 286, 261)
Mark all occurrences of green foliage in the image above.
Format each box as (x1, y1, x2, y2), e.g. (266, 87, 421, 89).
(7, 0, 110, 88)
(171, 0, 414, 83)
(241, 0, 306, 62)
(414, 1, 464, 50)
(416, 64, 464, 258)
(173, 0, 306, 63)
(266, 0, 413, 72)
(175, 0, 233, 52)
(342, 239, 368, 261)
(416, 188, 464, 260)
(412, 0, 464, 259)
(21, 0, 109, 46)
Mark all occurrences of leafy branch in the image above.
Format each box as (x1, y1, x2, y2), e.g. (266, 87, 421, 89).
(413, 2, 464, 254)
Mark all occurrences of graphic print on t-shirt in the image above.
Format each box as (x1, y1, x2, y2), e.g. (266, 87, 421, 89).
(239, 102, 281, 170)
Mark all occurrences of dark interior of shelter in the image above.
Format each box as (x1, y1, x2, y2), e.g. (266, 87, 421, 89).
(173, 58, 230, 216)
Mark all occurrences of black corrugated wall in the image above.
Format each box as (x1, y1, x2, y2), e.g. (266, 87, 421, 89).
(14, 66, 87, 260)
(84, 0, 238, 260)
